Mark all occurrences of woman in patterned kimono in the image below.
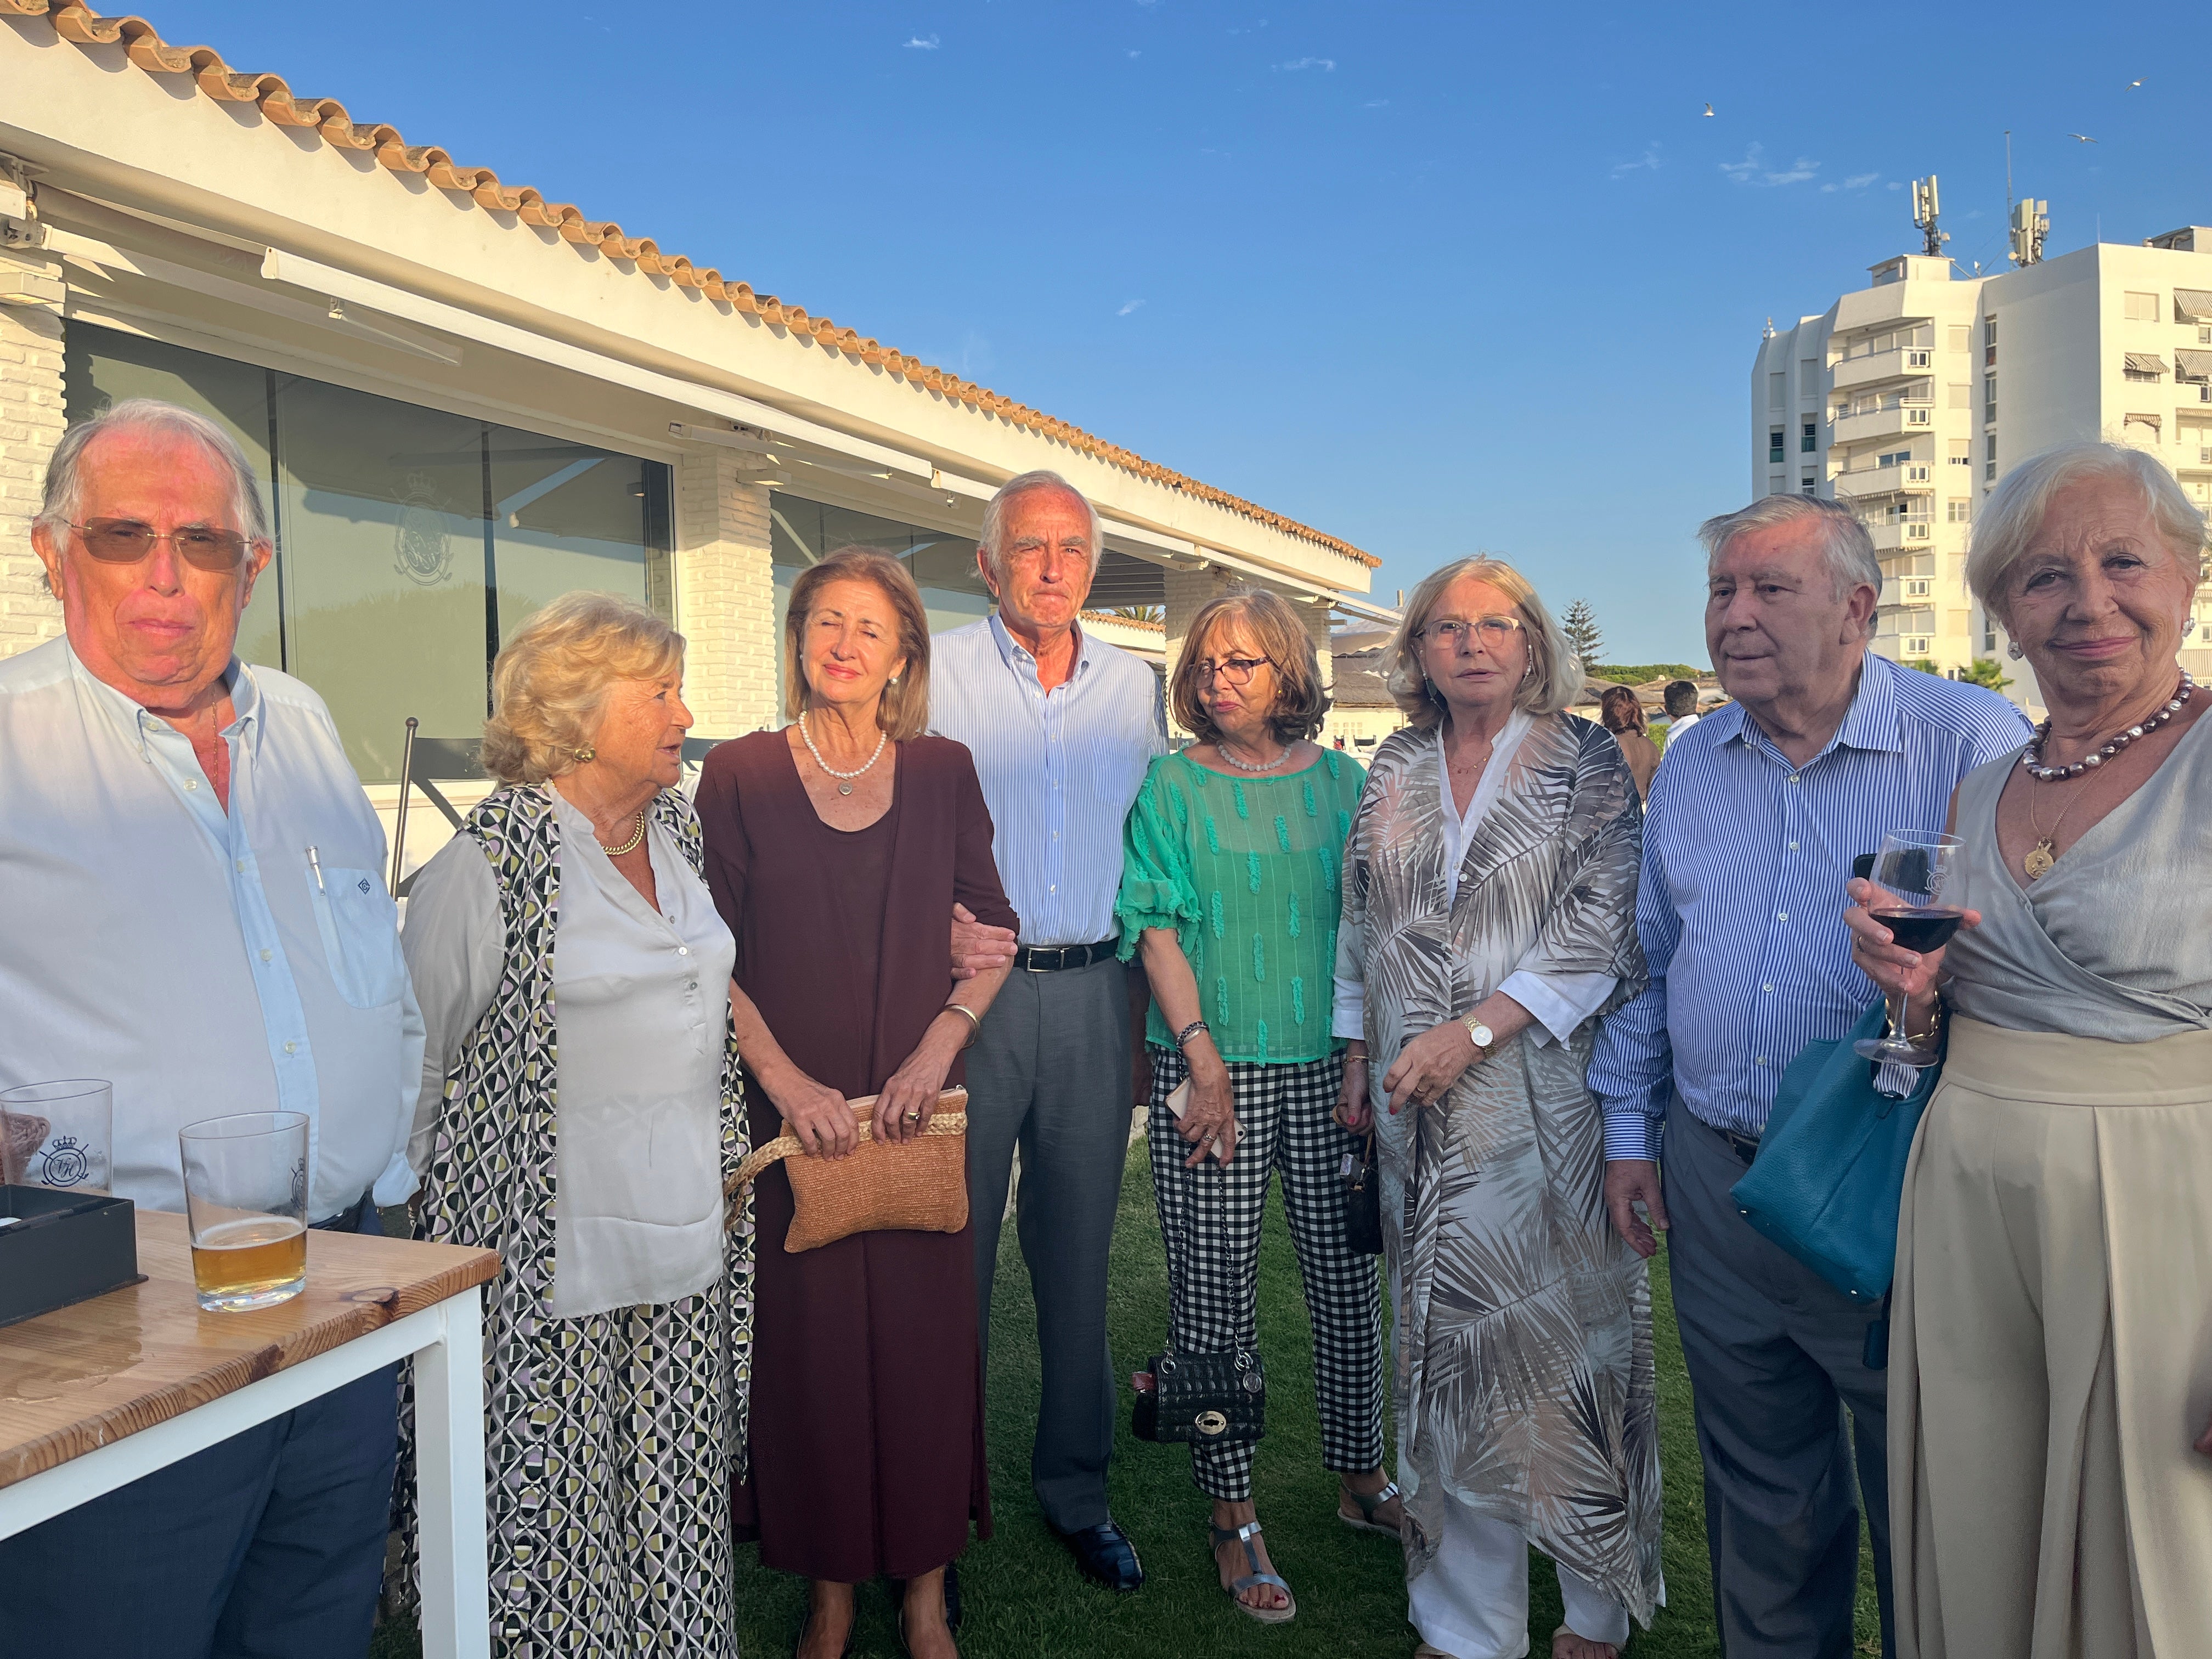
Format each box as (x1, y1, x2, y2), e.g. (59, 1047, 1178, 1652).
(400, 592, 751, 1656)
(1334, 557, 1662, 1659)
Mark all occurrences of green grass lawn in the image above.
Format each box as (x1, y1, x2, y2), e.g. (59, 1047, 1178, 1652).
(376, 1141, 1880, 1656)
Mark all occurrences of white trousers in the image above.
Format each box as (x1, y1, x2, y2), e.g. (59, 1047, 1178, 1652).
(1409, 1502, 1632, 1659)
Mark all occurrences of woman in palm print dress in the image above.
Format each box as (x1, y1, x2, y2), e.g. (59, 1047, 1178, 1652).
(1334, 557, 1662, 1659)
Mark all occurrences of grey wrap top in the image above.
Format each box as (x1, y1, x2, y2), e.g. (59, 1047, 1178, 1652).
(1942, 704, 2212, 1039)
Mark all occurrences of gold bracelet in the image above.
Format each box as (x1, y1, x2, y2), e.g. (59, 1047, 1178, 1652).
(1888, 997, 1944, 1049)
(941, 1002, 983, 1049)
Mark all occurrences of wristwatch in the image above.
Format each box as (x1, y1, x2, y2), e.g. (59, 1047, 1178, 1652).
(1462, 1015, 1494, 1056)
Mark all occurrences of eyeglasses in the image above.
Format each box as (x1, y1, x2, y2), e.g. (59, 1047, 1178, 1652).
(67, 518, 250, 572)
(1419, 615, 1524, 647)
(1194, 656, 1272, 686)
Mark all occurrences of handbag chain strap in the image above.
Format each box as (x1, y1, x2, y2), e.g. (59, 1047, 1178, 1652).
(1159, 1058, 1255, 1373)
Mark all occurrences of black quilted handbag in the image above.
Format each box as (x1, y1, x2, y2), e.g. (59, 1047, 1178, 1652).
(1341, 1129, 1383, 1256)
(1132, 1346, 1266, 1444)
(1131, 1131, 1266, 1446)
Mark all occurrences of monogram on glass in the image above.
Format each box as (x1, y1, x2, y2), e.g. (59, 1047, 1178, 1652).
(0, 1079, 114, 1194)
(1853, 830, 1966, 1068)
(178, 1110, 311, 1312)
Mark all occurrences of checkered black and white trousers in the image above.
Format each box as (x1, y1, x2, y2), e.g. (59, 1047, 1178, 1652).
(1146, 1046, 1386, 1500)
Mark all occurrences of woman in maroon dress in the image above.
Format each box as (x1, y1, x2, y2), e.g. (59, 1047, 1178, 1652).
(697, 549, 1016, 1659)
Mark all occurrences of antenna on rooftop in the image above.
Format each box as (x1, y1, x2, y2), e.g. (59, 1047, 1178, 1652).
(1911, 174, 1947, 258)
(2002, 131, 2046, 266)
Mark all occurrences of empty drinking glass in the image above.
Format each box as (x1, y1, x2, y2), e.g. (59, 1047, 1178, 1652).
(178, 1110, 310, 1312)
(0, 1079, 114, 1194)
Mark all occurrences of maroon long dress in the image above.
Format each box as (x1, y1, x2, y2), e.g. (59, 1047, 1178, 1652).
(696, 730, 1018, 1583)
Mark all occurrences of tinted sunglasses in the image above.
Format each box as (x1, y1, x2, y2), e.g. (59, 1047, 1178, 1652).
(67, 517, 250, 572)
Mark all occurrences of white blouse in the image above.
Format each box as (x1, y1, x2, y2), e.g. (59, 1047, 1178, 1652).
(402, 790, 735, 1318)
(1333, 714, 1617, 1046)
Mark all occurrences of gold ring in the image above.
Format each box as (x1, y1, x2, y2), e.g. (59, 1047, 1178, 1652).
(905, 1110, 922, 1121)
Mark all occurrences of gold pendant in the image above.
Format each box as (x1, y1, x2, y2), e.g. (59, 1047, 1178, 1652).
(2023, 838, 2056, 881)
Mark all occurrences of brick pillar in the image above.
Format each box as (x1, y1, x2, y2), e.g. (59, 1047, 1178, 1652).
(674, 453, 778, 737)
(0, 251, 66, 661)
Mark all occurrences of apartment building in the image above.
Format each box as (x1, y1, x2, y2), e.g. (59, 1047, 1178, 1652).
(1753, 232, 2212, 708)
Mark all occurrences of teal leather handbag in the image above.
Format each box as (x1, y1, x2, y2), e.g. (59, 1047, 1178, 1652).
(1729, 999, 1939, 1307)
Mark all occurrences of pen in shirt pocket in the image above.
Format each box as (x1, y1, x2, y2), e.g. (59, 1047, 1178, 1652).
(306, 845, 325, 892)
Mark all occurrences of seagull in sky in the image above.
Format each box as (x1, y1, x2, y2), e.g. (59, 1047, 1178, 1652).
(2068, 133, 2098, 143)
(1702, 103, 1714, 117)
(2125, 78, 2144, 89)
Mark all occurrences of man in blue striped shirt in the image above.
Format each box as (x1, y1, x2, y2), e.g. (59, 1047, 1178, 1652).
(1589, 495, 2029, 1658)
(930, 470, 1166, 1594)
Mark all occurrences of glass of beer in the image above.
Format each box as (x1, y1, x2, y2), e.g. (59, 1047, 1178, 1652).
(178, 1111, 309, 1312)
(1, 1079, 113, 1193)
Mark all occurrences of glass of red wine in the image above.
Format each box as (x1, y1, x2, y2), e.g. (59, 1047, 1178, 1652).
(1853, 830, 1965, 1068)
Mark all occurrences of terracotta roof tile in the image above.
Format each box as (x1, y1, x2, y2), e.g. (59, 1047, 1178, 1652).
(7, 1, 1376, 570)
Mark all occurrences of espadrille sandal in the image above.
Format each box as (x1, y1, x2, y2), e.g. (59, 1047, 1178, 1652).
(1210, 1520, 1296, 1624)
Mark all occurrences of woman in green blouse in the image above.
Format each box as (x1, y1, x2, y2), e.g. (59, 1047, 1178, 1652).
(1116, 589, 1396, 1626)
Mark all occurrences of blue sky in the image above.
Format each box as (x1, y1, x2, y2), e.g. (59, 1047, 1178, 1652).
(141, 1, 2194, 663)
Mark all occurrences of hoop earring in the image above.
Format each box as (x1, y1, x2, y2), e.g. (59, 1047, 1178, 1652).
(2006, 641, 2025, 661)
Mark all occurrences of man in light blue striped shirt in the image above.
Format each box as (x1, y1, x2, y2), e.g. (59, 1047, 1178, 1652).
(930, 470, 1165, 1593)
(1589, 495, 2029, 1659)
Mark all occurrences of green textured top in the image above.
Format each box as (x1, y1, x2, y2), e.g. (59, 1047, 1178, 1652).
(1115, 748, 1367, 1063)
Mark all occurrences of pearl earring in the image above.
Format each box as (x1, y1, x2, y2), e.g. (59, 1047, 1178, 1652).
(2006, 641, 2025, 661)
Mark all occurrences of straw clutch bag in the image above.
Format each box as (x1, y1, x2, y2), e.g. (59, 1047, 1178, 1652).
(727, 1087, 969, 1252)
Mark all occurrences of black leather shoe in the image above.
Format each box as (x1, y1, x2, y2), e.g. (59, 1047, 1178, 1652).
(1059, 1520, 1144, 1592)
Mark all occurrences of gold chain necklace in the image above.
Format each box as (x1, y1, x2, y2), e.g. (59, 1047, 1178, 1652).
(2022, 778, 2086, 882)
(598, 811, 647, 856)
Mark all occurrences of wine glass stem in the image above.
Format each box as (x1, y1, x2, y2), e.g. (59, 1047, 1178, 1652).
(1886, 989, 1910, 1044)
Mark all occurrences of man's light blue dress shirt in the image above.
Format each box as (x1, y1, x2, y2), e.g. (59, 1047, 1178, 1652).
(1587, 653, 2032, 1160)
(928, 614, 1165, 947)
(0, 637, 422, 1219)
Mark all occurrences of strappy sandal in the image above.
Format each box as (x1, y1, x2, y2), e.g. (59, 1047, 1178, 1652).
(1209, 1519, 1296, 1624)
(1338, 1478, 1402, 1538)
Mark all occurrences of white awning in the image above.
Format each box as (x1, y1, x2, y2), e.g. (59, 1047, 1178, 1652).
(2124, 352, 2170, 375)
(2177, 350, 2212, 381)
(2175, 288, 2212, 321)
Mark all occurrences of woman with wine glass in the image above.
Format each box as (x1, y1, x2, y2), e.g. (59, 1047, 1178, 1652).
(1115, 589, 1392, 1624)
(1335, 558, 1662, 1659)
(1846, 441, 2212, 1658)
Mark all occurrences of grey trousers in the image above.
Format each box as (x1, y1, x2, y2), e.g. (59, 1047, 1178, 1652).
(966, 953, 1133, 1532)
(1663, 1094, 1894, 1659)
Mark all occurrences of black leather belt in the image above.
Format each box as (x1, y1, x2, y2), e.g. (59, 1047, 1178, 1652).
(1711, 1124, 1763, 1167)
(311, 1189, 375, 1233)
(1015, 938, 1119, 973)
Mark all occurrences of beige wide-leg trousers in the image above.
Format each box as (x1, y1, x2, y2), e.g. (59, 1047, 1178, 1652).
(1891, 1017, 2212, 1659)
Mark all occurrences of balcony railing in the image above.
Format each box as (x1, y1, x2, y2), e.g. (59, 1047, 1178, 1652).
(1834, 461, 1936, 500)
(1869, 520, 1934, 552)
(1831, 347, 1938, 394)
(1831, 405, 1934, 445)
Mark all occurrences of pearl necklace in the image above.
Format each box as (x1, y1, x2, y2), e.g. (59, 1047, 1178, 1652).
(798, 711, 887, 796)
(1214, 738, 1292, 772)
(2019, 672, 2194, 781)
(597, 811, 647, 856)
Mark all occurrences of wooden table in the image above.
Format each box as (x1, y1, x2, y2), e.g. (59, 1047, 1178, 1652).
(0, 1210, 500, 1659)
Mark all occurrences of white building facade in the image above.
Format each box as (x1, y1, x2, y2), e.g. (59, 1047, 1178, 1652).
(1754, 234, 2212, 708)
(0, 3, 1389, 876)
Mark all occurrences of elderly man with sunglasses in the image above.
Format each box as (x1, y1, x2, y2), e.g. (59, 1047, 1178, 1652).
(0, 399, 420, 1659)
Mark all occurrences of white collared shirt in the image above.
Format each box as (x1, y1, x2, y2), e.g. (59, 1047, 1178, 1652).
(0, 637, 422, 1220)
(928, 613, 1165, 946)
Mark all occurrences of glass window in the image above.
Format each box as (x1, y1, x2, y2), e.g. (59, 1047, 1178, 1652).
(1768, 428, 1786, 462)
(487, 426, 672, 645)
(1801, 421, 1816, 453)
(274, 379, 494, 784)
